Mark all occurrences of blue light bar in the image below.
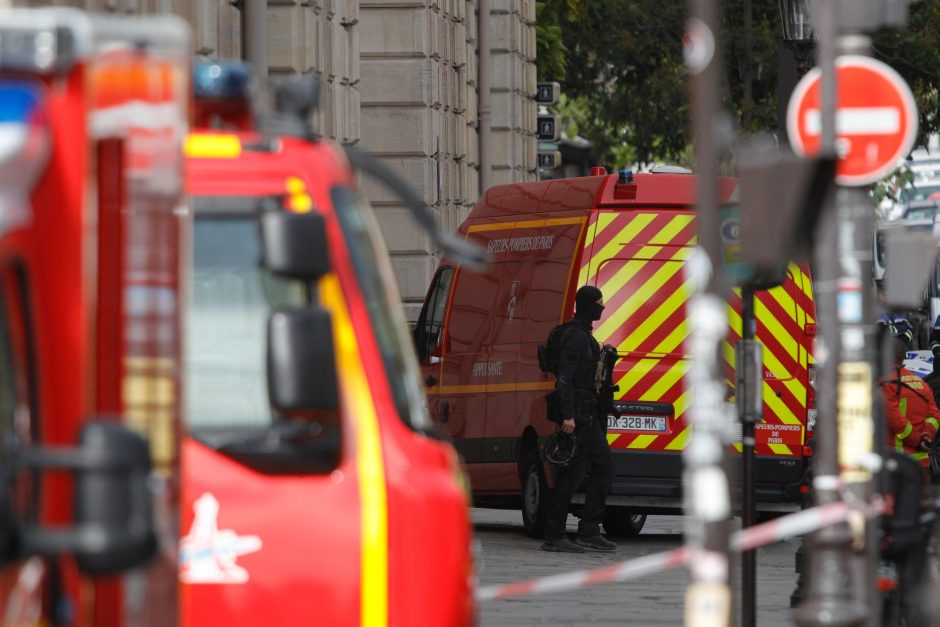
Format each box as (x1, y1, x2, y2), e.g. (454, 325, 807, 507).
(193, 61, 253, 102)
(0, 82, 42, 124)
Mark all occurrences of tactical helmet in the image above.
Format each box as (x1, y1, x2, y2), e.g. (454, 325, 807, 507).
(545, 431, 577, 466)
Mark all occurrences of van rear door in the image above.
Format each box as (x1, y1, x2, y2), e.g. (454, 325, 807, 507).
(579, 209, 698, 471)
(580, 208, 808, 499)
(733, 267, 809, 470)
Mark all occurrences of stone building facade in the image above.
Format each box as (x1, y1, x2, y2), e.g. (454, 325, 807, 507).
(15, 0, 538, 320)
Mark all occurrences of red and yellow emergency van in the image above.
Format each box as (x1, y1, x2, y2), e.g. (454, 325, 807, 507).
(415, 169, 817, 537)
(182, 62, 474, 626)
(0, 8, 190, 625)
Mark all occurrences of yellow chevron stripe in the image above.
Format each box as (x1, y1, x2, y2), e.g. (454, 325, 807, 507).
(664, 389, 693, 450)
(581, 212, 610, 248)
(594, 247, 660, 297)
(594, 217, 695, 307)
(722, 338, 735, 367)
(726, 301, 743, 336)
(755, 299, 799, 363)
(580, 213, 657, 280)
(628, 434, 658, 449)
(768, 286, 798, 324)
(796, 267, 814, 302)
(769, 443, 793, 455)
(615, 358, 658, 396)
(596, 256, 689, 340)
(733, 443, 744, 453)
(640, 360, 691, 402)
(763, 381, 801, 425)
(607, 433, 622, 446)
(617, 274, 696, 354)
(673, 388, 692, 420)
(666, 425, 691, 450)
(578, 216, 604, 286)
(653, 318, 692, 356)
(724, 310, 803, 426)
(648, 214, 694, 245)
(783, 377, 808, 405)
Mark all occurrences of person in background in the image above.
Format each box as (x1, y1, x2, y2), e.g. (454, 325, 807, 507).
(881, 337, 940, 474)
(541, 285, 617, 553)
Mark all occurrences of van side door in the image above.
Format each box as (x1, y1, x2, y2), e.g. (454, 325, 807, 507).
(419, 267, 498, 487)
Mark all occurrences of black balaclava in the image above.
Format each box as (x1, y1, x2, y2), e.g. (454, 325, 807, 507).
(575, 285, 605, 321)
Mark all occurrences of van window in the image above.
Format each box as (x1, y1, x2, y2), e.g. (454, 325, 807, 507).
(416, 267, 453, 361)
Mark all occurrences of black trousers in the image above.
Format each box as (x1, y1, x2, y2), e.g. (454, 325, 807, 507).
(543, 417, 614, 540)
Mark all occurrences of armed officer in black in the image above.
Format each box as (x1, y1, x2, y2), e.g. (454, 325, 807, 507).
(541, 285, 617, 553)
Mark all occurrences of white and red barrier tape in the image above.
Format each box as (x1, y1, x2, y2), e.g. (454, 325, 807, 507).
(477, 497, 885, 602)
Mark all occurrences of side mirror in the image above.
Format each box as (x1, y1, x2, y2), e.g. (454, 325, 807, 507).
(260, 211, 330, 280)
(18, 421, 156, 575)
(268, 308, 339, 415)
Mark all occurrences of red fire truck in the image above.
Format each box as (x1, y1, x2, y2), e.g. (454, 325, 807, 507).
(0, 8, 190, 625)
(415, 170, 817, 537)
(0, 7, 475, 625)
(182, 61, 475, 626)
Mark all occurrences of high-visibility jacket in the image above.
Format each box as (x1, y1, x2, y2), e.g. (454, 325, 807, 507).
(881, 366, 940, 468)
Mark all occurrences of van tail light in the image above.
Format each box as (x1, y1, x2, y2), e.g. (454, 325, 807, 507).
(804, 323, 817, 337)
(802, 445, 814, 458)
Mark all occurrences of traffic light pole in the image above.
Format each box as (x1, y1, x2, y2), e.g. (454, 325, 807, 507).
(685, 0, 734, 622)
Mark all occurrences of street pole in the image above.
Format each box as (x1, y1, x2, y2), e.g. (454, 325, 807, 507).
(685, 0, 733, 622)
(835, 32, 880, 623)
(793, 2, 868, 625)
(738, 285, 761, 627)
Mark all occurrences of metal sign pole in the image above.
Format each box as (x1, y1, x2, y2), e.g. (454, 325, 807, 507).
(685, 0, 733, 622)
(738, 285, 762, 627)
(793, 1, 868, 624)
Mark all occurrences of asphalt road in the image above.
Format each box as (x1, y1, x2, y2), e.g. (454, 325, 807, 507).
(473, 508, 802, 626)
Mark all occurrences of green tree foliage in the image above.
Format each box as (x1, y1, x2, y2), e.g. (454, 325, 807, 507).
(872, 1, 940, 148)
(537, 0, 940, 169)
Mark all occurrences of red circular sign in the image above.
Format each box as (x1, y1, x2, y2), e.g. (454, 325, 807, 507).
(787, 56, 918, 186)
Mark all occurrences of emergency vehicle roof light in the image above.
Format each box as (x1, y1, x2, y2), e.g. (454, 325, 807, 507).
(193, 60, 255, 131)
(618, 169, 633, 184)
(194, 60, 252, 102)
(590, 166, 607, 176)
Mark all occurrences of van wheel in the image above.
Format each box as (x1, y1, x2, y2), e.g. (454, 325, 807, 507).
(603, 507, 647, 537)
(520, 455, 548, 538)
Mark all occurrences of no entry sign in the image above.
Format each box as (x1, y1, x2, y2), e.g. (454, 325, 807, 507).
(787, 56, 918, 186)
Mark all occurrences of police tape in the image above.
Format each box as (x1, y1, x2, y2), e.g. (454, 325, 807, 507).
(476, 497, 885, 602)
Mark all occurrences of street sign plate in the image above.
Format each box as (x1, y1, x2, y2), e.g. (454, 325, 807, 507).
(787, 55, 918, 186)
(535, 81, 560, 105)
(536, 115, 560, 141)
(537, 151, 561, 169)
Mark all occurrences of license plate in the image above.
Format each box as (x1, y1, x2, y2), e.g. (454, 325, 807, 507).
(607, 415, 667, 432)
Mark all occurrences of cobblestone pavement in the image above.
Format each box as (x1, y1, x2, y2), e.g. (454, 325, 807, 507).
(473, 508, 802, 626)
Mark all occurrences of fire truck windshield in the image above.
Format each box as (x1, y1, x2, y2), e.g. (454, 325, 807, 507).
(187, 208, 308, 431)
(330, 186, 432, 432)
